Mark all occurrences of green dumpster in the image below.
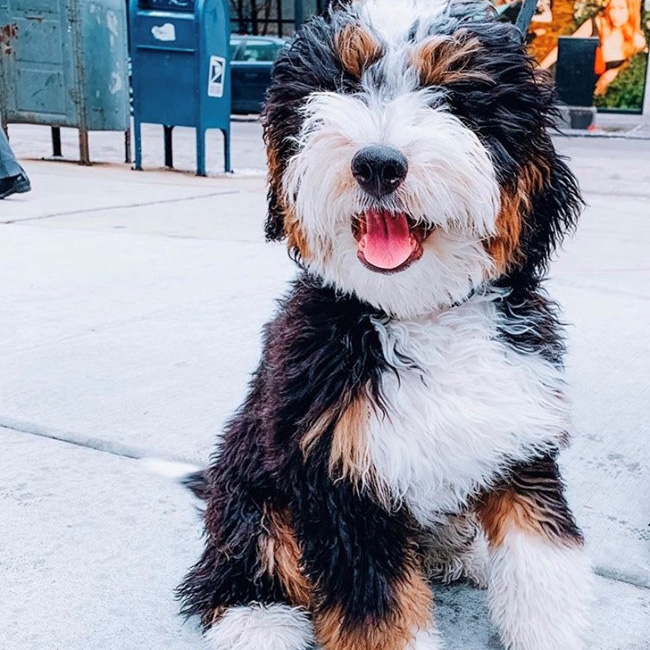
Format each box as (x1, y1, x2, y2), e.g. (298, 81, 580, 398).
(0, 0, 130, 164)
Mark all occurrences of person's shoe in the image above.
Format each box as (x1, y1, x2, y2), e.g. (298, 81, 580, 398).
(0, 173, 31, 199)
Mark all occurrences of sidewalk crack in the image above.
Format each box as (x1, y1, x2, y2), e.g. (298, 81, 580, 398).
(0, 190, 240, 224)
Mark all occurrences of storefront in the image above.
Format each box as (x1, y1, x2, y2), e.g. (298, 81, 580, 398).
(496, 0, 650, 112)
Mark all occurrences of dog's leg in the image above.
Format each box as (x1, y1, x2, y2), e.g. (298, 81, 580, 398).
(204, 604, 314, 650)
(178, 496, 316, 650)
(421, 512, 489, 588)
(309, 538, 442, 650)
(477, 453, 592, 650)
(292, 471, 442, 650)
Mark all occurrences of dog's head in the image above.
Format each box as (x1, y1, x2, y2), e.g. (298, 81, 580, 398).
(263, 0, 581, 318)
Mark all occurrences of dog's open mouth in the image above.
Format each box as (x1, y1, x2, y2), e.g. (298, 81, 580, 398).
(352, 210, 433, 274)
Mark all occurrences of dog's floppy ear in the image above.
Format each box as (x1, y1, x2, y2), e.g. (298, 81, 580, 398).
(262, 102, 291, 242)
(262, 12, 358, 243)
(426, 18, 581, 278)
(519, 150, 583, 276)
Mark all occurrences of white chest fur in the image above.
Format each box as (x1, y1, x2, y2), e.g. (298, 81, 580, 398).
(367, 293, 569, 525)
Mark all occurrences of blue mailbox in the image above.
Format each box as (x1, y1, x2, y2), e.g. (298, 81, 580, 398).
(129, 0, 231, 175)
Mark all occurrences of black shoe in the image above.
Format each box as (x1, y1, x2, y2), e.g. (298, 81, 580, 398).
(0, 173, 31, 199)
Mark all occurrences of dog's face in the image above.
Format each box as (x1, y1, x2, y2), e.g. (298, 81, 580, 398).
(263, 0, 581, 318)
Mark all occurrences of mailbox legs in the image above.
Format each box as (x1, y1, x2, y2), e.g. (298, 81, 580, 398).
(124, 130, 132, 164)
(134, 120, 143, 171)
(79, 129, 90, 166)
(222, 128, 232, 174)
(164, 126, 174, 168)
(196, 128, 207, 177)
(131, 124, 231, 174)
(51, 128, 63, 158)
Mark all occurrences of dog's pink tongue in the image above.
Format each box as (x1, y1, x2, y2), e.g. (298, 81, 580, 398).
(359, 210, 414, 270)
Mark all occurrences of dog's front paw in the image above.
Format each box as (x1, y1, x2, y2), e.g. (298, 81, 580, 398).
(205, 604, 315, 650)
(406, 626, 444, 650)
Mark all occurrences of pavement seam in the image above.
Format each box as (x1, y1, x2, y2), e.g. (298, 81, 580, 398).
(0, 417, 206, 471)
(0, 190, 241, 224)
(3, 417, 649, 595)
(594, 567, 650, 592)
(0, 417, 146, 460)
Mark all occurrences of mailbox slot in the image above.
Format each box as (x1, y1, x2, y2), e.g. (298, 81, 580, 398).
(134, 13, 196, 52)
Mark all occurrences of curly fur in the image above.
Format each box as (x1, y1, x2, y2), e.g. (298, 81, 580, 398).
(179, 2, 591, 649)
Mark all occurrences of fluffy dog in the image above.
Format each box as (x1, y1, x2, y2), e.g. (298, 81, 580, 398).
(178, 1, 592, 648)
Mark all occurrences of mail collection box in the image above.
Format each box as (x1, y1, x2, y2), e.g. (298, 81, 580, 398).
(129, 0, 232, 174)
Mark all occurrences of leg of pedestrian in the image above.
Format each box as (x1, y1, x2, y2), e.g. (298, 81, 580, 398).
(0, 128, 31, 200)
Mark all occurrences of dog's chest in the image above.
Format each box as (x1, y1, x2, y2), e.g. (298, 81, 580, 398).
(367, 298, 568, 525)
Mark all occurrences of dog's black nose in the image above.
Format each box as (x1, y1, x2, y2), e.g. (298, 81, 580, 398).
(351, 145, 408, 198)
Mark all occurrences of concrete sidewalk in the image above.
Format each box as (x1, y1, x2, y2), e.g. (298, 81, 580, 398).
(1, 129, 649, 649)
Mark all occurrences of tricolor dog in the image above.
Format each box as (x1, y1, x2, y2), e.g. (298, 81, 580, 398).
(178, 1, 592, 648)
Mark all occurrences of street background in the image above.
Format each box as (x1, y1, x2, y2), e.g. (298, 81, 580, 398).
(1, 122, 649, 649)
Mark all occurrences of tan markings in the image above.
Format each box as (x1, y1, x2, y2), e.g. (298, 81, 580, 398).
(335, 23, 383, 78)
(284, 207, 311, 261)
(329, 393, 372, 484)
(267, 137, 310, 258)
(413, 31, 491, 87)
(301, 393, 376, 491)
(259, 507, 313, 608)
(300, 405, 338, 458)
(314, 563, 433, 650)
(205, 605, 226, 628)
(487, 160, 552, 273)
(477, 489, 581, 548)
(488, 187, 524, 274)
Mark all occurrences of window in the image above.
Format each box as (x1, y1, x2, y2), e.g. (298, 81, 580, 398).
(235, 41, 284, 62)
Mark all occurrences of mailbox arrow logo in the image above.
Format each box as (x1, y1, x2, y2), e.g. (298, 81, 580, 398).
(208, 56, 226, 98)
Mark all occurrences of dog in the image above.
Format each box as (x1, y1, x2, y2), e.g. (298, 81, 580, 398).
(177, 1, 592, 648)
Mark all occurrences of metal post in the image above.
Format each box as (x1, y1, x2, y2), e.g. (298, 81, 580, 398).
(134, 119, 142, 170)
(196, 127, 206, 176)
(164, 125, 174, 168)
(643, 58, 650, 122)
(79, 128, 90, 165)
(222, 128, 232, 174)
(294, 0, 304, 31)
(51, 127, 63, 157)
(251, 0, 259, 35)
(124, 129, 132, 164)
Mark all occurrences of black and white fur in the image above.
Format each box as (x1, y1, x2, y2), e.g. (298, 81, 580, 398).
(177, 1, 592, 648)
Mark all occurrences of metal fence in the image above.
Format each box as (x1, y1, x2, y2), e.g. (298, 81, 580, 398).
(229, 0, 330, 37)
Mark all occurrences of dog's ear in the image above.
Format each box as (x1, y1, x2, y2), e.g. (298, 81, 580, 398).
(425, 19, 581, 278)
(262, 35, 308, 243)
(485, 63, 582, 278)
(519, 150, 583, 276)
(487, 143, 582, 278)
(261, 14, 357, 243)
(262, 99, 291, 242)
